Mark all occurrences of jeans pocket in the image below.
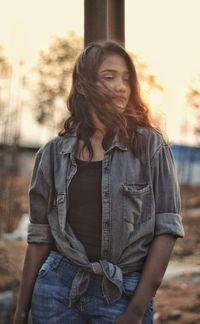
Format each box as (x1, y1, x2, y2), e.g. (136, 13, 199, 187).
(37, 260, 50, 279)
(123, 272, 140, 297)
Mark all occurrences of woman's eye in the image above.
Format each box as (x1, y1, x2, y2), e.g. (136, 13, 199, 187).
(104, 75, 113, 80)
(123, 77, 130, 82)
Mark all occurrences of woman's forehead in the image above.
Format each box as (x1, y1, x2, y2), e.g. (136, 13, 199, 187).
(98, 53, 129, 73)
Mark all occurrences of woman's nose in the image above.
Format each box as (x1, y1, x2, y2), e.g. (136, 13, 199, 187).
(115, 78, 126, 91)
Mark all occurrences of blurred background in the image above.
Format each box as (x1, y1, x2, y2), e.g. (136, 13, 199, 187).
(0, 0, 200, 323)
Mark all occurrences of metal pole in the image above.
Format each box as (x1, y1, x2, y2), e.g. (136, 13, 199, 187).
(84, 0, 125, 47)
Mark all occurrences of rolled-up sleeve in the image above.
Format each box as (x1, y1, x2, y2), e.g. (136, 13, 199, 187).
(27, 151, 54, 243)
(151, 143, 184, 238)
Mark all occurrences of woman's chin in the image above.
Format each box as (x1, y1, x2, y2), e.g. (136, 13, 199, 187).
(112, 100, 127, 113)
(116, 105, 126, 113)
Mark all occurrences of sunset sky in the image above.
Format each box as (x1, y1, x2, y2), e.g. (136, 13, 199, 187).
(1, 0, 200, 145)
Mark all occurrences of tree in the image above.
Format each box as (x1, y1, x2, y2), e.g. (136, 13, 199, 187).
(0, 46, 12, 125)
(0, 45, 11, 78)
(130, 52, 163, 94)
(32, 32, 83, 130)
(187, 74, 200, 143)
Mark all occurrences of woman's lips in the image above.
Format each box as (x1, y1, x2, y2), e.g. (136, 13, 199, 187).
(112, 96, 126, 101)
(112, 96, 127, 107)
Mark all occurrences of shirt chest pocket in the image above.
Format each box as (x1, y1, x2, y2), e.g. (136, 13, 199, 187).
(122, 183, 152, 224)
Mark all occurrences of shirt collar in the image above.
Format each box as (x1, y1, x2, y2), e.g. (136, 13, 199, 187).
(59, 130, 128, 155)
(107, 134, 128, 152)
(59, 131, 77, 155)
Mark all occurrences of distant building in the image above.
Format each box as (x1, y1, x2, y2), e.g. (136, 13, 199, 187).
(171, 144, 200, 185)
(0, 144, 39, 178)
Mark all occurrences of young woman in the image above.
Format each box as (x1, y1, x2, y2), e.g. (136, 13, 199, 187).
(14, 40, 184, 324)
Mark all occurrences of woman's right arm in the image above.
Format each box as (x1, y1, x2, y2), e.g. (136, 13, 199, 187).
(13, 242, 52, 324)
(14, 146, 54, 323)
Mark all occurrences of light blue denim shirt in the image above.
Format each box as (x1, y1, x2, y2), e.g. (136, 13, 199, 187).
(28, 127, 184, 306)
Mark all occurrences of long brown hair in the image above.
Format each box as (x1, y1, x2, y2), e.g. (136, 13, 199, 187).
(59, 40, 156, 157)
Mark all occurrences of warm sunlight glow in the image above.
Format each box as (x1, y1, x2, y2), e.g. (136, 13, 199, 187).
(1, 0, 200, 144)
(125, 0, 200, 144)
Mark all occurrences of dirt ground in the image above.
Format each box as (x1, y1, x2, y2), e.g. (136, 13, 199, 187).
(154, 206, 200, 324)
(0, 185, 200, 323)
(155, 272, 200, 323)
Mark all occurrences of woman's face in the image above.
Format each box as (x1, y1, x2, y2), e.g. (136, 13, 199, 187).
(97, 53, 131, 113)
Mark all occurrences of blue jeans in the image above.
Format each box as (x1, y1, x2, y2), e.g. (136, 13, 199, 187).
(31, 251, 153, 323)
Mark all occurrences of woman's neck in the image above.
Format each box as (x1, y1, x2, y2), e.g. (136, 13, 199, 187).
(76, 130, 105, 162)
(91, 129, 104, 143)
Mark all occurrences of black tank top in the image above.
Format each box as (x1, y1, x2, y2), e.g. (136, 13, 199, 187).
(67, 159, 102, 261)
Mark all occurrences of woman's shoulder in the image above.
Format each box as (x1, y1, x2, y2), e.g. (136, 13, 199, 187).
(36, 131, 77, 158)
(138, 126, 167, 144)
(137, 126, 169, 157)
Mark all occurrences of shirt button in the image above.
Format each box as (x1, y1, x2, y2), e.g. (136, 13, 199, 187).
(105, 220, 110, 226)
(104, 191, 109, 198)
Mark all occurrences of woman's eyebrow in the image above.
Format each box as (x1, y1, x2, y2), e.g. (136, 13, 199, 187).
(99, 69, 117, 73)
(100, 69, 129, 73)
